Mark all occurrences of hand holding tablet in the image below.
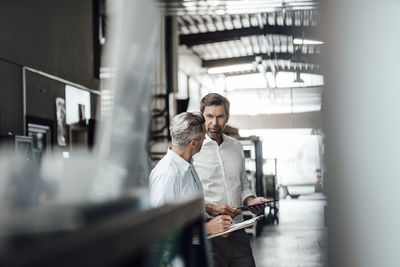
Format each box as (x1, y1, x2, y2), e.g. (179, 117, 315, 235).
(236, 200, 278, 211)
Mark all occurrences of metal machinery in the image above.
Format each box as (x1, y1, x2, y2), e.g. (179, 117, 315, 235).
(264, 158, 279, 225)
(0, 195, 209, 267)
(240, 136, 279, 237)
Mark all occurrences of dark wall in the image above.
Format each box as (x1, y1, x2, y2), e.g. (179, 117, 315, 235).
(0, 0, 99, 90)
(0, 59, 23, 136)
(25, 71, 66, 146)
(0, 0, 101, 140)
(26, 71, 65, 122)
(25, 71, 100, 146)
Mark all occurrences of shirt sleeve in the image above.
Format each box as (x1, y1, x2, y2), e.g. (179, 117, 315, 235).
(239, 145, 255, 204)
(149, 171, 181, 207)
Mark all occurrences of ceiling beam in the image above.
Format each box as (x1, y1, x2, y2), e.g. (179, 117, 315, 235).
(223, 67, 322, 76)
(202, 53, 320, 68)
(179, 25, 319, 47)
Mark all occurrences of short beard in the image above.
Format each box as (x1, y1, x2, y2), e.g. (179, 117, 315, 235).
(207, 128, 223, 141)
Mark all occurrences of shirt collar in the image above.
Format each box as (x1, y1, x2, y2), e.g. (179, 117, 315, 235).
(204, 133, 230, 146)
(203, 133, 213, 144)
(167, 148, 191, 171)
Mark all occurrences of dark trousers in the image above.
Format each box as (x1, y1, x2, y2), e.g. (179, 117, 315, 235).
(210, 229, 256, 267)
(189, 244, 209, 267)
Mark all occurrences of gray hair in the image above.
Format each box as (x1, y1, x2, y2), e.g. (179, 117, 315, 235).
(170, 112, 205, 146)
(200, 93, 230, 116)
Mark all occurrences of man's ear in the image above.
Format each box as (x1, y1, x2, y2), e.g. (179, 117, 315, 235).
(190, 139, 196, 147)
(225, 114, 230, 123)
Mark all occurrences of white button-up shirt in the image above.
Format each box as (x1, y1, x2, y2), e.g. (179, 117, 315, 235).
(149, 148, 206, 244)
(149, 148, 204, 208)
(193, 133, 254, 222)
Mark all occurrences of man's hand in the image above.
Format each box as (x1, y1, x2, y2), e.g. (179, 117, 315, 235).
(205, 203, 240, 218)
(205, 215, 232, 238)
(244, 196, 270, 215)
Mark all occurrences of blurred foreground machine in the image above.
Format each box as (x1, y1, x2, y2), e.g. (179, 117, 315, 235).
(0, 195, 208, 267)
(0, 0, 211, 266)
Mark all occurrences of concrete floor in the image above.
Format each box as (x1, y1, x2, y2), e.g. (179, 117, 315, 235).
(251, 193, 328, 267)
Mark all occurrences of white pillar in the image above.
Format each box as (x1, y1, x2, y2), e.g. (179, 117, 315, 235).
(322, 1, 400, 266)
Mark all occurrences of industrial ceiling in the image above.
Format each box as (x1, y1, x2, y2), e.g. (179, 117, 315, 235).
(159, 0, 321, 77)
(155, 0, 323, 120)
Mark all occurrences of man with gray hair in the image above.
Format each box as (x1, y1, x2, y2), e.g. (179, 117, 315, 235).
(149, 111, 232, 236)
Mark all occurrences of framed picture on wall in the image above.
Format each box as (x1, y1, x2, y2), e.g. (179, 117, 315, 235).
(14, 135, 33, 161)
(56, 97, 67, 146)
(28, 123, 51, 162)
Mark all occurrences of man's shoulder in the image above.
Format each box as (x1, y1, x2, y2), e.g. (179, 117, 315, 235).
(223, 135, 243, 149)
(151, 154, 171, 169)
(224, 134, 239, 144)
(150, 162, 182, 187)
(151, 155, 180, 178)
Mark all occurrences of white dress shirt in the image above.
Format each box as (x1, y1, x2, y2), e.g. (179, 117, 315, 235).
(149, 148, 206, 245)
(193, 133, 254, 223)
(149, 148, 204, 208)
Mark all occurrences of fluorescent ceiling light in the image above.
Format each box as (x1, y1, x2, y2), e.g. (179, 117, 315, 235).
(207, 63, 253, 75)
(293, 38, 324, 45)
(205, 0, 221, 6)
(182, 1, 196, 8)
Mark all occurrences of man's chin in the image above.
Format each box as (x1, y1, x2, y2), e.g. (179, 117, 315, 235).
(207, 131, 221, 140)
